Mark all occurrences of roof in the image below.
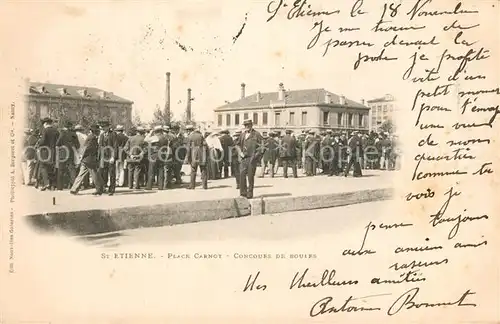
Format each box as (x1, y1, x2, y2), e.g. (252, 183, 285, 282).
(27, 81, 133, 104)
(367, 94, 395, 104)
(215, 88, 368, 111)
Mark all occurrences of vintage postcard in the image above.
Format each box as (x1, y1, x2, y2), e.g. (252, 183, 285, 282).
(1, 0, 499, 322)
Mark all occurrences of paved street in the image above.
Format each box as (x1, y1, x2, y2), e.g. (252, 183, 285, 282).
(77, 200, 393, 248)
(18, 169, 397, 216)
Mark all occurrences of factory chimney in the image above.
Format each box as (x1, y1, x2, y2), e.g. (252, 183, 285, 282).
(241, 83, 246, 99)
(165, 72, 171, 123)
(186, 88, 192, 123)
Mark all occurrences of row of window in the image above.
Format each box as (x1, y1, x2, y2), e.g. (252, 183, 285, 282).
(217, 111, 366, 127)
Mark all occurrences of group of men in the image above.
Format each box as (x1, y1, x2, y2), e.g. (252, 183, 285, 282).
(22, 117, 399, 199)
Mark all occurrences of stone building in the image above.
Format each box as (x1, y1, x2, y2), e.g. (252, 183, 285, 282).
(213, 83, 369, 136)
(367, 94, 398, 132)
(25, 81, 133, 129)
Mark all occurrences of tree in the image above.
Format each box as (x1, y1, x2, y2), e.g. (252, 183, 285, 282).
(379, 119, 395, 134)
(150, 104, 173, 127)
(132, 109, 143, 127)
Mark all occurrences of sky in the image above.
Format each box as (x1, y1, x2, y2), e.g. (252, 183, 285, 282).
(3, 0, 495, 124)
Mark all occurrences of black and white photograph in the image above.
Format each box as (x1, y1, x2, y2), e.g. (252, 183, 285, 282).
(2, 0, 498, 322)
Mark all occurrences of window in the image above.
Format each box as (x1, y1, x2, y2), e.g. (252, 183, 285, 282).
(337, 112, 343, 126)
(217, 114, 223, 126)
(263, 112, 268, 125)
(383, 105, 388, 113)
(235, 113, 240, 126)
(275, 112, 281, 126)
(40, 104, 49, 118)
(359, 113, 364, 127)
(323, 111, 329, 125)
(348, 113, 353, 126)
(253, 112, 258, 125)
(243, 112, 249, 120)
(301, 112, 307, 125)
(226, 114, 231, 126)
(289, 112, 295, 125)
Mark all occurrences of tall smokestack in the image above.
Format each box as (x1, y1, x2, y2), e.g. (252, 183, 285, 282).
(186, 88, 192, 123)
(241, 83, 246, 99)
(165, 72, 171, 123)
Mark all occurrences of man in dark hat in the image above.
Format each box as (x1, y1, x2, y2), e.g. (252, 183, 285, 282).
(97, 120, 119, 195)
(171, 123, 186, 185)
(124, 126, 146, 189)
(184, 125, 208, 189)
(280, 129, 298, 178)
(259, 131, 278, 178)
(231, 130, 242, 188)
(236, 119, 264, 198)
(344, 131, 363, 177)
(115, 125, 128, 187)
(70, 124, 104, 195)
(303, 130, 317, 176)
(36, 117, 59, 190)
(55, 120, 79, 190)
(218, 129, 233, 179)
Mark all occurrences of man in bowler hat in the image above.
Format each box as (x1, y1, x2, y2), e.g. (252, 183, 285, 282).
(236, 119, 264, 198)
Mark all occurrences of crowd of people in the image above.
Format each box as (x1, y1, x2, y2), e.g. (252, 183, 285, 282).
(21, 117, 400, 199)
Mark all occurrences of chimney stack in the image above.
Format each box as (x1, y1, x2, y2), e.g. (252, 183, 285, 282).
(241, 83, 246, 99)
(325, 92, 331, 104)
(278, 82, 285, 101)
(361, 99, 365, 105)
(186, 88, 192, 123)
(165, 72, 171, 123)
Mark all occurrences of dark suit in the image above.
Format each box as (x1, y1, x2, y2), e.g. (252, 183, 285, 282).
(304, 135, 319, 176)
(345, 134, 363, 177)
(116, 131, 129, 187)
(146, 133, 170, 190)
(124, 134, 145, 189)
(36, 126, 59, 188)
(219, 134, 233, 178)
(98, 131, 119, 193)
(173, 133, 187, 184)
(260, 137, 278, 177)
(237, 129, 264, 198)
(280, 134, 298, 178)
(70, 133, 104, 194)
(55, 129, 79, 190)
(185, 130, 208, 189)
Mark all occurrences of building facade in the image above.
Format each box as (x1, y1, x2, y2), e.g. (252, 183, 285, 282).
(213, 83, 369, 136)
(25, 81, 133, 129)
(367, 94, 398, 132)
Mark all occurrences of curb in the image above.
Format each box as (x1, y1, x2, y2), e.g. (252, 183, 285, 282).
(26, 188, 393, 236)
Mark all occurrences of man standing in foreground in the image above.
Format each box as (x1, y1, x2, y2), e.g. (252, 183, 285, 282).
(184, 125, 208, 190)
(280, 129, 298, 178)
(236, 119, 264, 199)
(70, 124, 104, 195)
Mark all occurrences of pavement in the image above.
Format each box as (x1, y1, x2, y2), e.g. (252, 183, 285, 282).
(20, 169, 397, 236)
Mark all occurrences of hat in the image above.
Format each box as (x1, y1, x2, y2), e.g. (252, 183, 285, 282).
(171, 124, 180, 130)
(326, 129, 333, 134)
(41, 117, 53, 124)
(24, 128, 32, 134)
(221, 129, 229, 134)
(115, 125, 124, 131)
(234, 130, 242, 135)
(136, 126, 145, 132)
(242, 119, 252, 125)
(74, 124, 84, 131)
(162, 125, 170, 131)
(285, 129, 293, 134)
(99, 120, 110, 127)
(185, 124, 194, 130)
(154, 125, 163, 131)
(308, 130, 315, 134)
